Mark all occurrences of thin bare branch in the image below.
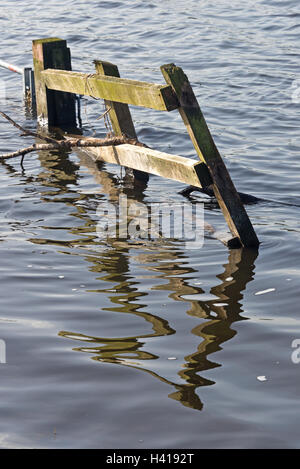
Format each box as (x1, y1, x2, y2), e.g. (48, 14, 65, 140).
(0, 111, 147, 163)
(0, 111, 59, 144)
(0, 136, 137, 160)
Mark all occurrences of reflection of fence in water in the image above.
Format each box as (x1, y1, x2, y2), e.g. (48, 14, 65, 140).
(59, 248, 257, 412)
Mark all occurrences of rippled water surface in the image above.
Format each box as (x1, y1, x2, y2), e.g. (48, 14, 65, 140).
(0, 0, 300, 449)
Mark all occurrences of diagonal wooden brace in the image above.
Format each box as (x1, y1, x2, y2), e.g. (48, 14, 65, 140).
(161, 63, 259, 248)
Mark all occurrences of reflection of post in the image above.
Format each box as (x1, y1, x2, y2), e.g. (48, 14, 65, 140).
(35, 138, 79, 190)
(0, 339, 6, 364)
(210, 248, 258, 320)
(181, 247, 258, 394)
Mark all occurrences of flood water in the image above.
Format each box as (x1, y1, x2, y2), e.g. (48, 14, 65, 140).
(0, 0, 300, 449)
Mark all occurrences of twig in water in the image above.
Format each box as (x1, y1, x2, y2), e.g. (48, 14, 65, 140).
(0, 111, 58, 144)
(0, 137, 135, 160)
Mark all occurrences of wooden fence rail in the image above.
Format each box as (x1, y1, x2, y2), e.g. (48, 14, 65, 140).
(41, 69, 179, 111)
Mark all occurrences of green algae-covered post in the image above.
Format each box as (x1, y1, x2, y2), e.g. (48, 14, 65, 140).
(161, 63, 259, 248)
(32, 38, 76, 128)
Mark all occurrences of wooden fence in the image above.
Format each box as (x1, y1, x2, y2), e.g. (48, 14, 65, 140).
(32, 37, 259, 248)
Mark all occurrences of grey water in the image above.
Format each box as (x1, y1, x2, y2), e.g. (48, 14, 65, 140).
(0, 0, 300, 449)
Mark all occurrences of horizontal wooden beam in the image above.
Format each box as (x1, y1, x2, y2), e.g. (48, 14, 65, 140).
(41, 69, 179, 111)
(77, 141, 212, 188)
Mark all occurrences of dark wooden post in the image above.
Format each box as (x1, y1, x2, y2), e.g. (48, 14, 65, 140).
(32, 38, 76, 128)
(94, 59, 148, 183)
(161, 63, 259, 248)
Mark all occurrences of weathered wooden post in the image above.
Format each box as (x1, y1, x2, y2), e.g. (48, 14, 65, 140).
(32, 38, 76, 128)
(94, 59, 149, 183)
(161, 64, 259, 248)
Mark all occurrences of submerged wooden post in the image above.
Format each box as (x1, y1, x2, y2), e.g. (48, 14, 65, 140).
(161, 64, 259, 248)
(94, 59, 149, 183)
(32, 38, 76, 128)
